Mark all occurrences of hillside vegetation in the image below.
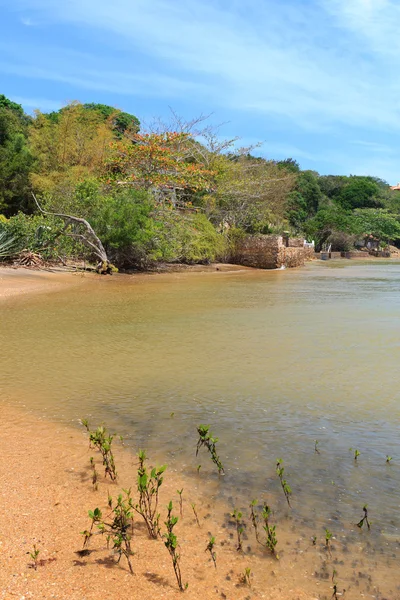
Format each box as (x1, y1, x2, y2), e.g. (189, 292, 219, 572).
(1, 94, 400, 268)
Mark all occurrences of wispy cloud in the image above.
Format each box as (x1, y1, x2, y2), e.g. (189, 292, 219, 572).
(2, 0, 400, 132)
(1, 0, 400, 180)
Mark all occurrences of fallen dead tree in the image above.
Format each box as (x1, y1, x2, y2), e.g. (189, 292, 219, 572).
(31, 193, 115, 274)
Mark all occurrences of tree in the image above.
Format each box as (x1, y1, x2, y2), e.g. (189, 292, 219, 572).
(209, 154, 296, 232)
(105, 132, 215, 201)
(29, 102, 115, 197)
(0, 96, 33, 215)
(353, 209, 400, 243)
(338, 177, 385, 210)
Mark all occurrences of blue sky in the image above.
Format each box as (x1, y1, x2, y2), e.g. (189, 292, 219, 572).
(1, 0, 400, 183)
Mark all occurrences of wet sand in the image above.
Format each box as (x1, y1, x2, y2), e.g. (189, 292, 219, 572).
(0, 267, 89, 301)
(0, 404, 314, 600)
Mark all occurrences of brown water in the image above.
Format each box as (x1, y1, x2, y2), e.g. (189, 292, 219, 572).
(2, 261, 400, 598)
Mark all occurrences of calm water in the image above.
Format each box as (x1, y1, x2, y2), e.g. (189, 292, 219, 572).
(2, 261, 400, 597)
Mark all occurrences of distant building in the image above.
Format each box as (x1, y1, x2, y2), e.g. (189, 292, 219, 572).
(390, 183, 400, 191)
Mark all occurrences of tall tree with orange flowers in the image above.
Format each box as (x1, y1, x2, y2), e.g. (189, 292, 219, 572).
(105, 132, 215, 204)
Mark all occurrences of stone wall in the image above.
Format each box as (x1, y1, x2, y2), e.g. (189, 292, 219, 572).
(234, 234, 308, 269)
(288, 237, 305, 248)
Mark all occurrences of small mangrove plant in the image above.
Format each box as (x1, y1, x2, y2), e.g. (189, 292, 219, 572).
(231, 509, 244, 552)
(28, 545, 40, 570)
(325, 528, 333, 557)
(276, 459, 292, 507)
(196, 424, 224, 474)
(81, 490, 134, 574)
(89, 456, 99, 491)
(177, 488, 184, 517)
(349, 447, 360, 461)
(206, 535, 217, 568)
(249, 500, 278, 557)
(81, 419, 118, 481)
(191, 502, 200, 527)
(133, 449, 166, 539)
(239, 567, 252, 587)
(356, 505, 371, 530)
(163, 501, 187, 591)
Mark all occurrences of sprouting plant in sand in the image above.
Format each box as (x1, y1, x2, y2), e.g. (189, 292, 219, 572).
(231, 509, 244, 552)
(196, 425, 224, 474)
(89, 456, 99, 491)
(29, 545, 40, 570)
(177, 488, 184, 517)
(276, 459, 292, 507)
(315, 440, 320, 454)
(250, 499, 261, 543)
(206, 536, 217, 568)
(191, 502, 200, 527)
(325, 528, 333, 557)
(250, 500, 278, 557)
(312, 535, 317, 546)
(349, 447, 360, 461)
(196, 464, 202, 474)
(133, 449, 166, 539)
(356, 505, 371, 530)
(386, 455, 393, 464)
(81, 490, 134, 574)
(81, 419, 118, 481)
(163, 501, 188, 592)
(261, 504, 278, 557)
(331, 569, 339, 599)
(239, 567, 252, 587)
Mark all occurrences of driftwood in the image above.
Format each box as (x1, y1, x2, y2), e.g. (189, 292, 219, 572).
(31, 193, 113, 274)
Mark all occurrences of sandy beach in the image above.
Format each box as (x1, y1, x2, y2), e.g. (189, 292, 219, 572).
(0, 403, 315, 600)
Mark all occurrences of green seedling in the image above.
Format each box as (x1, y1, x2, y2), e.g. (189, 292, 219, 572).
(196, 425, 224, 474)
(325, 528, 333, 557)
(196, 464, 202, 474)
(29, 545, 40, 570)
(386, 455, 393, 464)
(312, 535, 317, 546)
(82, 490, 134, 574)
(206, 536, 217, 568)
(133, 449, 166, 539)
(231, 509, 244, 552)
(331, 569, 339, 599)
(261, 504, 278, 558)
(356, 505, 371, 530)
(239, 567, 252, 587)
(276, 459, 292, 507)
(89, 457, 98, 491)
(81, 420, 117, 481)
(315, 440, 320, 454)
(163, 501, 188, 592)
(249, 499, 260, 544)
(177, 488, 184, 518)
(349, 447, 360, 461)
(170, 412, 175, 418)
(191, 502, 200, 527)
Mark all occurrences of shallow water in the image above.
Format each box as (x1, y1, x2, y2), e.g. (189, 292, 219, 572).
(2, 261, 400, 597)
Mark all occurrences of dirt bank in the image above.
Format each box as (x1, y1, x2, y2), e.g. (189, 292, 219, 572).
(0, 404, 316, 600)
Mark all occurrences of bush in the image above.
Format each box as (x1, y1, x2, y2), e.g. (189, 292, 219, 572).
(1, 212, 87, 259)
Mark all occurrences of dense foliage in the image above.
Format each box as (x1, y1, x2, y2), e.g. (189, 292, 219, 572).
(1, 93, 400, 267)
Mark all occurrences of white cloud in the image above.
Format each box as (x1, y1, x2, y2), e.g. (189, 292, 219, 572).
(2, 0, 399, 132)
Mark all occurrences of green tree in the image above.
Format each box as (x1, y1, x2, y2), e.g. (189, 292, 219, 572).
(0, 96, 33, 215)
(353, 209, 400, 243)
(338, 177, 385, 210)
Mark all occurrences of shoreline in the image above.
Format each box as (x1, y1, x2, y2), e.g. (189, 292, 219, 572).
(0, 263, 253, 302)
(1, 402, 314, 600)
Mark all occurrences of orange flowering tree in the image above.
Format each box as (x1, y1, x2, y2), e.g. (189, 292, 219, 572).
(105, 132, 215, 200)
